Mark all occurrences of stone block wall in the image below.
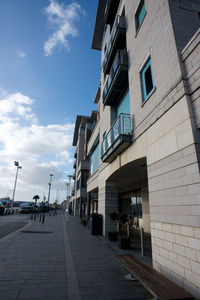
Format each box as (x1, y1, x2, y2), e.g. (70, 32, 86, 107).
(148, 144, 200, 298)
(98, 182, 118, 236)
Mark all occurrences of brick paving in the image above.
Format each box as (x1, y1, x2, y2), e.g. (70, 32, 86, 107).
(0, 212, 152, 300)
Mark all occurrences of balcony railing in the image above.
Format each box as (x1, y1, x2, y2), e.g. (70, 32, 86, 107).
(103, 15, 126, 74)
(103, 50, 128, 106)
(101, 113, 132, 163)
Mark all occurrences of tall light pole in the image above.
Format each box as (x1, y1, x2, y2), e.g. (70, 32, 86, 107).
(66, 182, 69, 203)
(47, 174, 53, 205)
(12, 161, 22, 205)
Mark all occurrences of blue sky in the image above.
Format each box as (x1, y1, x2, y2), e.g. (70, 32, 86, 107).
(0, 0, 100, 202)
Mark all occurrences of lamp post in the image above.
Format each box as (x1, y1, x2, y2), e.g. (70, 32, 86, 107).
(47, 174, 53, 205)
(66, 182, 69, 204)
(12, 161, 22, 206)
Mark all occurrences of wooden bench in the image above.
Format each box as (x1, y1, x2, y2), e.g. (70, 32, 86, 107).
(115, 254, 194, 300)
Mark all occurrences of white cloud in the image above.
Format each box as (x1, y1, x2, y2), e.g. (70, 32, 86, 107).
(0, 92, 36, 123)
(44, 0, 84, 56)
(0, 92, 74, 203)
(17, 51, 26, 58)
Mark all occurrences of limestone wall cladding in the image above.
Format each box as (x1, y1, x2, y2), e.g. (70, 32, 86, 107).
(141, 181, 150, 233)
(98, 183, 118, 236)
(125, 0, 185, 141)
(182, 29, 200, 142)
(151, 221, 200, 297)
(168, 0, 200, 54)
(148, 142, 200, 297)
(147, 28, 200, 296)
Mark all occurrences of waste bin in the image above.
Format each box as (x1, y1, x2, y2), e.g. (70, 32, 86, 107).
(89, 213, 103, 235)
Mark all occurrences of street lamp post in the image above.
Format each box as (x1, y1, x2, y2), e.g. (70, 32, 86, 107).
(66, 182, 69, 204)
(12, 161, 22, 206)
(47, 174, 54, 205)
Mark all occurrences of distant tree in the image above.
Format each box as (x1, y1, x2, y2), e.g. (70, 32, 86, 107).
(33, 195, 40, 204)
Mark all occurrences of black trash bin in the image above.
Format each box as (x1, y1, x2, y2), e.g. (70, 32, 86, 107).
(90, 213, 103, 235)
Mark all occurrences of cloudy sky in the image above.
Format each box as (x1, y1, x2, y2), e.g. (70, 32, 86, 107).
(0, 0, 99, 203)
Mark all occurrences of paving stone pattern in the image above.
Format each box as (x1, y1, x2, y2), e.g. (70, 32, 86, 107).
(0, 213, 152, 300)
(66, 217, 152, 300)
(0, 213, 67, 300)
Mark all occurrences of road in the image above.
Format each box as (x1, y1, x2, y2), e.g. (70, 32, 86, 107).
(0, 214, 29, 239)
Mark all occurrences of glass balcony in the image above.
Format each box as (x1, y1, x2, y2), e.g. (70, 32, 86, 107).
(101, 113, 132, 163)
(103, 50, 128, 106)
(103, 15, 126, 74)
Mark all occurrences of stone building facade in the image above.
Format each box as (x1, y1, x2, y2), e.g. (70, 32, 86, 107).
(72, 0, 200, 297)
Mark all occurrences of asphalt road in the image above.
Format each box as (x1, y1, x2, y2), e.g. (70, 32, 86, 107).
(0, 214, 29, 239)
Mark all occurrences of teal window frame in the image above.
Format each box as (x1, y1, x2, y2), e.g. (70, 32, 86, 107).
(140, 57, 154, 103)
(135, 0, 146, 31)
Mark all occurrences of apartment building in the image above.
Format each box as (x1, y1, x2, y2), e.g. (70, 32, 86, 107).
(71, 112, 97, 217)
(76, 0, 200, 297)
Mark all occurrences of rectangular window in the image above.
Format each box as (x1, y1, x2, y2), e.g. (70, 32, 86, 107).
(135, 0, 146, 31)
(140, 57, 154, 102)
(90, 142, 99, 175)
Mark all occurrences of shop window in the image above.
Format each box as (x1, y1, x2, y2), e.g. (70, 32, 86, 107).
(140, 57, 154, 102)
(131, 196, 142, 218)
(135, 0, 146, 31)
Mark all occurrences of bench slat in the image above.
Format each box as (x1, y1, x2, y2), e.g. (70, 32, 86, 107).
(115, 254, 194, 300)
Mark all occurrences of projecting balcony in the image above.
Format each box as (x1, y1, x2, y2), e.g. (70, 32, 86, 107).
(73, 160, 76, 169)
(104, 0, 120, 26)
(103, 50, 128, 106)
(103, 15, 126, 74)
(101, 113, 132, 163)
(74, 149, 77, 158)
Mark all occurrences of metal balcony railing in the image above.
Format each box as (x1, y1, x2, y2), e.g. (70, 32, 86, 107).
(103, 50, 128, 105)
(103, 15, 126, 74)
(101, 113, 132, 160)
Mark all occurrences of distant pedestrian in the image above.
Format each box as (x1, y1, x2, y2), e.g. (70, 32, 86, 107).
(65, 207, 69, 222)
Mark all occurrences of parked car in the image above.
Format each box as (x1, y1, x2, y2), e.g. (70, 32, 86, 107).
(0, 202, 5, 215)
(20, 206, 33, 214)
(12, 205, 23, 214)
(4, 207, 14, 215)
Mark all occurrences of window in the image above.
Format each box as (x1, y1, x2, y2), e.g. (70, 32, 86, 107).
(89, 136, 99, 175)
(140, 57, 154, 102)
(135, 0, 146, 31)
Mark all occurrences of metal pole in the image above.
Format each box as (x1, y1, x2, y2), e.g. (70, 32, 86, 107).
(68, 175, 73, 197)
(66, 182, 69, 205)
(12, 162, 22, 206)
(140, 227, 145, 256)
(12, 167, 19, 204)
(47, 174, 53, 205)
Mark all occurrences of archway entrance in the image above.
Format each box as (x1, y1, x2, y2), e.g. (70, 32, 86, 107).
(106, 157, 152, 258)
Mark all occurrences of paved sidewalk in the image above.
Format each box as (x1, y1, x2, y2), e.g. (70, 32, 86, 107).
(0, 212, 152, 300)
(65, 216, 152, 300)
(0, 212, 67, 300)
